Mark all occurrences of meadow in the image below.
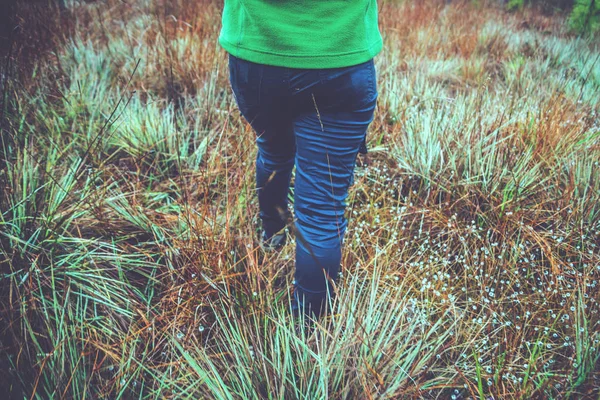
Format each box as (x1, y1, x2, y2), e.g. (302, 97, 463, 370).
(1, 0, 599, 398)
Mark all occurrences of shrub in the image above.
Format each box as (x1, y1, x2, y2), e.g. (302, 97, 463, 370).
(569, 0, 600, 33)
(506, 0, 600, 34)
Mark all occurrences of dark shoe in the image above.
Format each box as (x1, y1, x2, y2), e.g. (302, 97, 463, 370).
(260, 230, 287, 252)
(290, 288, 317, 336)
(290, 284, 336, 323)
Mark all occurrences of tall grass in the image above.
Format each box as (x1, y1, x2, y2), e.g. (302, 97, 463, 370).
(1, 0, 599, 398)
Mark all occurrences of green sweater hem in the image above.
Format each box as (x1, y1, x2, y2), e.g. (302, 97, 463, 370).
(219, 37, 383, 69)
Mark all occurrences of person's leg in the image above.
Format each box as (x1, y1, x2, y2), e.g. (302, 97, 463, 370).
(255, 130, 294, 244)
(291, 60, 378, 319)
(228, 54, 295, 243)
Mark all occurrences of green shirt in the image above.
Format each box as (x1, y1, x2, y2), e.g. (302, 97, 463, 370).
(219, 0, 383, 69)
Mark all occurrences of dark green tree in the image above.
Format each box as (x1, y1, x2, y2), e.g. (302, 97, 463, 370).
(505, 0, 599, 34)
(569, 0, 600, 34)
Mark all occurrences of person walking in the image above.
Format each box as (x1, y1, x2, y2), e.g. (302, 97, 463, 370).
(219, 0, 383, 321)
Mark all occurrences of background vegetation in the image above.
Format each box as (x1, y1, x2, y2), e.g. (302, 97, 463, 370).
(1, 0, 599, 398)
(505, 0, 600, 34)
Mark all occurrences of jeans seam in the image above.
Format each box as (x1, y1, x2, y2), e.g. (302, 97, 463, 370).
(258, 63, 263, 109)
(284, 67, 292, 94)
(368, 60, 377, 100)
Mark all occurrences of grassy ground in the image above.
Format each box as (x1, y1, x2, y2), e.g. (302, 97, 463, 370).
(1, 0, 599, 398)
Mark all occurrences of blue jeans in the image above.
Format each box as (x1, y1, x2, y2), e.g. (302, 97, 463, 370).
(228, 54, 378, 318)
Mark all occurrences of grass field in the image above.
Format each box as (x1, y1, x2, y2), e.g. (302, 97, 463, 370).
(1, 0, 599, 398)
